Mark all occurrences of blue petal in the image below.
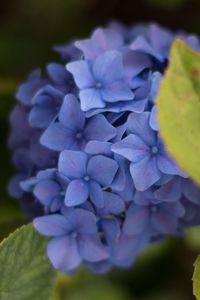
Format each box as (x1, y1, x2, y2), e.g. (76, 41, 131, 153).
(47, 63, 69, 85)
(101, 191, 125, 215)
(128, 112, 156, 146)
(101, 81, 134, 102)
(41, 123, 76, 151)
(85, 141, 112, 156)
(59, 94, 85, 130)
(29, 106, 56, 129)
(84, 114, 116, 141)
(75, 28, 123, 59)
(130, 156, 161, 191)
(66, 60, 95, 89)
(87, 155, 118, 186)
(80, 88, 105, 111)
(78, 234, 109, 262)
(149, 105, 159, 131)
(33, 214, 72, 236)
(65, 179, 89, 206)
(123, 204, 149, 235)
(33, 179, 60, 205)
(73, 208, 97, 234)
(111, 134, 149, 163)
(111, 233, 149, 267)
(93, 50, 123, 84)
(157, 152, 187, 178)
(183, 179, 200, 205)
(130, 36, 164, 62)
(47, 236, 81, 273)
(151, 211, 179, 234)
(59, 150, 88, 179)
(154, 177, 182, 203)
(101, 218, 121, 245)
(89, 180, 104, 208)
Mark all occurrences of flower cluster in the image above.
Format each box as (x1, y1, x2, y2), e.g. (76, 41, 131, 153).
(9, 22, 200, 274)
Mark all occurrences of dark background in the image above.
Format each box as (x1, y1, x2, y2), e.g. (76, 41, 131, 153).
(0, 1, 200, 299)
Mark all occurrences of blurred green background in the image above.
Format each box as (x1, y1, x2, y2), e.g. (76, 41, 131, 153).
(1, 0, 200, 299)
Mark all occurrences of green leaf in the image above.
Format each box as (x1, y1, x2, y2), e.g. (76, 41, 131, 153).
(0, 224, 56, 300)
(193, 255, 200, 300)
(185, 226, 200, 250)
(157, 39, 200, 184)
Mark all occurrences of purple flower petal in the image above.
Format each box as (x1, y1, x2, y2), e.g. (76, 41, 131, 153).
(128, 112, 156, 146)
(111, 134, 149, 163)
(33, 179, 60, 206)
(87, 155, 118, 186)
(66, 60, 95, 89)
(78, 234, 109, 262)
(89, 180, 104, 208)
(59, 150, 88, 179)
(33, 214, 71, 236)
(59, 94, 85, 130)
(157, 152, 187, 177)
(151, 211, 178, 234)
(29, 106, 56, 128)
(123, 205, 150, 235)
(93, 50, 123, 84)
(41, 123, 76, 151)
(84, 114, 116, 141)
(80, 88, 105, 111)
(102, 191, 125, 215)
(74, 208, 97, 234)
(101, 81, 134, 102)
(75, 28, 123, 59)
(154, 177, 182, 203)
(85, 141, 112, 156)
(47, 236, 81, 273)
(65, 179, 89, 206)
(130, 156, 161, 191)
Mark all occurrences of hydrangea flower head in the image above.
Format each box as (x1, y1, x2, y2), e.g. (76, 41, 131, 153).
(9, 22, 200, 275)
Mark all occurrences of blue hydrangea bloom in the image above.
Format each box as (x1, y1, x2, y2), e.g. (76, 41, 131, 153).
(34, 209, 109, 274)
(41, 94, 116, 151)
(67, 50, 134, 113)
(112, 112, 187, 191)
(58, 150, 118, 207)
(9, 22, 200, 275)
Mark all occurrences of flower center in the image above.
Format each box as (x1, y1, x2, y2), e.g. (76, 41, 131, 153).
(95, 81, 102, 89)
(84, 175, 90, 182)
(76, 132, 83, 139)
(151, 146, 158, 155)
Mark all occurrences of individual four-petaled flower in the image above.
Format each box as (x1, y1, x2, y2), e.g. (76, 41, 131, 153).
(58, 150, 119, 207)
(67, 50, 134, 113)
(112, 112, 187, 191)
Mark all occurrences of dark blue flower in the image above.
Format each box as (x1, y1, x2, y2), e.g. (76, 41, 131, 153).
(40, 94, 116, 151)
(123, 190, 185, 236)
(16, 69, 48, 106)
(29, 85, 64, 129)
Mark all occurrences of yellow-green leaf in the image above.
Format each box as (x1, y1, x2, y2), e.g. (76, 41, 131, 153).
(193, 255, 200, 299)
(157, 39, 200, 184)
